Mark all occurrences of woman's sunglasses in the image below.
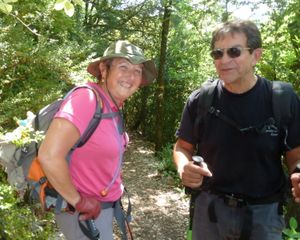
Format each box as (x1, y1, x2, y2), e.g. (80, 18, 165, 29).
(210, 47, 252, 60)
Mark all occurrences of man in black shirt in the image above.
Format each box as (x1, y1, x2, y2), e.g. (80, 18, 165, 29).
(173, 20, 300, 240)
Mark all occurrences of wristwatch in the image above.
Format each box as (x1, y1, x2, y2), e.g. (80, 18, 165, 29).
(292, 163, 300, 174)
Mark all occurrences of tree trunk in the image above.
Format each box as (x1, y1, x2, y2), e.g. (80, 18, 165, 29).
(154, 0, 172, 153)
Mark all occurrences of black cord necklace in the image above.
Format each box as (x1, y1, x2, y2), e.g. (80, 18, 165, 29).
(105, 80, 125, 134)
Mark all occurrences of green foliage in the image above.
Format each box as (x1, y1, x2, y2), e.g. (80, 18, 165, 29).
(0, 167, 7, 184)
(0, 0, 17, 14)
(283, 217, 300, 240)
(124, 0, 218, 145)
(54, 0, 84, 17)
(258, 0, 300, 93)
(156, 143, 180, 184)
(0, 0, 80, 130)
(0, 45, 73, 130)
(160, 9, 216, 144)
(0, 183, 57, 239)
(0, 113, 45, 147)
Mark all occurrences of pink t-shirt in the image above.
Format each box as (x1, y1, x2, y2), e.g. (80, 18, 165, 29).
(54, 82, 128, 202)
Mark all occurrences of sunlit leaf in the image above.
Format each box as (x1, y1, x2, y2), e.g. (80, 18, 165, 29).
(64, 1, 74, 17)
(54, 0, 66, 11)
(73, 0, 84, 8)
(0, 3, 12, 14)
(3, 0, 18, 3)
(282, 228, 293, 236)
(289, 217, 298, 229)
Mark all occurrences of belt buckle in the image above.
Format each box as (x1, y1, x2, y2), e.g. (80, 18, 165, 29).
(224, 194, 244, 208)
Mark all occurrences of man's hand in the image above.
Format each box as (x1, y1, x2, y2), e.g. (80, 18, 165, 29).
(75, 195, 101, 220)
(291, 173, 300, 203)
(180, 161, 212, 189)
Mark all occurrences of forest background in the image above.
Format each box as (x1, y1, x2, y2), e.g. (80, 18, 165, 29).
(0, 0, 299, 239)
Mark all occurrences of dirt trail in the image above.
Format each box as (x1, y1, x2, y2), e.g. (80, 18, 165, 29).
(119, 133, 189, 240)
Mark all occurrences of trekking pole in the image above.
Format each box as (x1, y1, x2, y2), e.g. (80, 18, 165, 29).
(86, 219, 101, 240)
(187, 155, 204, 240)
(78, 216, 101, 240)
(125, 218, 134, 240)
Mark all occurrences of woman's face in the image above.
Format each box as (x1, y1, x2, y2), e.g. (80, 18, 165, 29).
(100, 58, 143, 105)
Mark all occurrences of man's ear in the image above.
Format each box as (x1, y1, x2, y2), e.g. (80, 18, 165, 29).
(252, 48, 263, 66)
(99, 62, 108, 79)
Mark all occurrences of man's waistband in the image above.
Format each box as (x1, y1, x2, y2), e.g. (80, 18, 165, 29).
(205, 189, 283, 208)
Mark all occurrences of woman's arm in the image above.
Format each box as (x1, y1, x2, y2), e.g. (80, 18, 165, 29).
(38, 118, 81, 207)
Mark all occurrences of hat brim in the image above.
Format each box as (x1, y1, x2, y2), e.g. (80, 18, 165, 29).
(87, 56, 157, 86)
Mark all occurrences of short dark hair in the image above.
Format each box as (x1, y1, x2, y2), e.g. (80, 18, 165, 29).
(211, 20, 262, 51)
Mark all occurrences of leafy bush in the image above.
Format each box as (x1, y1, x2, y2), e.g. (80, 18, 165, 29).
(156, 143, 180, 184)
(0, 40, 74, 130)
(0, 184, 58, 239)
(283, 217, 300, 240)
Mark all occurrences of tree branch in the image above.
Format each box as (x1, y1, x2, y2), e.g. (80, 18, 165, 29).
(10, 13, 41, 38)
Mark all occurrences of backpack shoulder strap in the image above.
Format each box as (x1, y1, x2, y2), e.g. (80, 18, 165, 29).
(197, 78, 219, 115)
(68, 85, 103, 148)
(271, 81, 294, 129)
(71, 85, 122, 148)
(189, 78, 218, 236)
(271, 80, 294, 151)
(194, 78, 219, 142)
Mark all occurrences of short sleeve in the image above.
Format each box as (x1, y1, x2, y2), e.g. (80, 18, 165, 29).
(286, 92, 300, 149)
(175, 90, 200, 145)
(54, 88, 97, 136)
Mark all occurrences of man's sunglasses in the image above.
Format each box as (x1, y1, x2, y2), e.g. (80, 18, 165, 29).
(210, 47, 252, 60)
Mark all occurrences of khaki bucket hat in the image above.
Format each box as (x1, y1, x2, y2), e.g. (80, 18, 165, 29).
(87, 40, 157, 86)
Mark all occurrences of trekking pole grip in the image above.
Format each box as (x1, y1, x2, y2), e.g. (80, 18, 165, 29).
(192, 155, 204, 166)
(86, 219, 100, 239)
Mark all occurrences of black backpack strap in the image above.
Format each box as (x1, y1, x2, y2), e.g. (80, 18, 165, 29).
(187, 79, 218, 237)
(197, 78, 219, 117)
(271, 81, 293, 128)
(194, 78, 219, 142)
(271, 81, 294, 151)
(113, 188, 133, 240)
(208, 106, 243, 132)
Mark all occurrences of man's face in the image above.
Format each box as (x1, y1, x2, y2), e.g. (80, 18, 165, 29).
(101, 58, 143, 104)
(212, 32, 261, 88)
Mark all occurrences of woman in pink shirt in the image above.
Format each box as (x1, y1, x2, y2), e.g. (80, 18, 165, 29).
(38, 40, 157, 240)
